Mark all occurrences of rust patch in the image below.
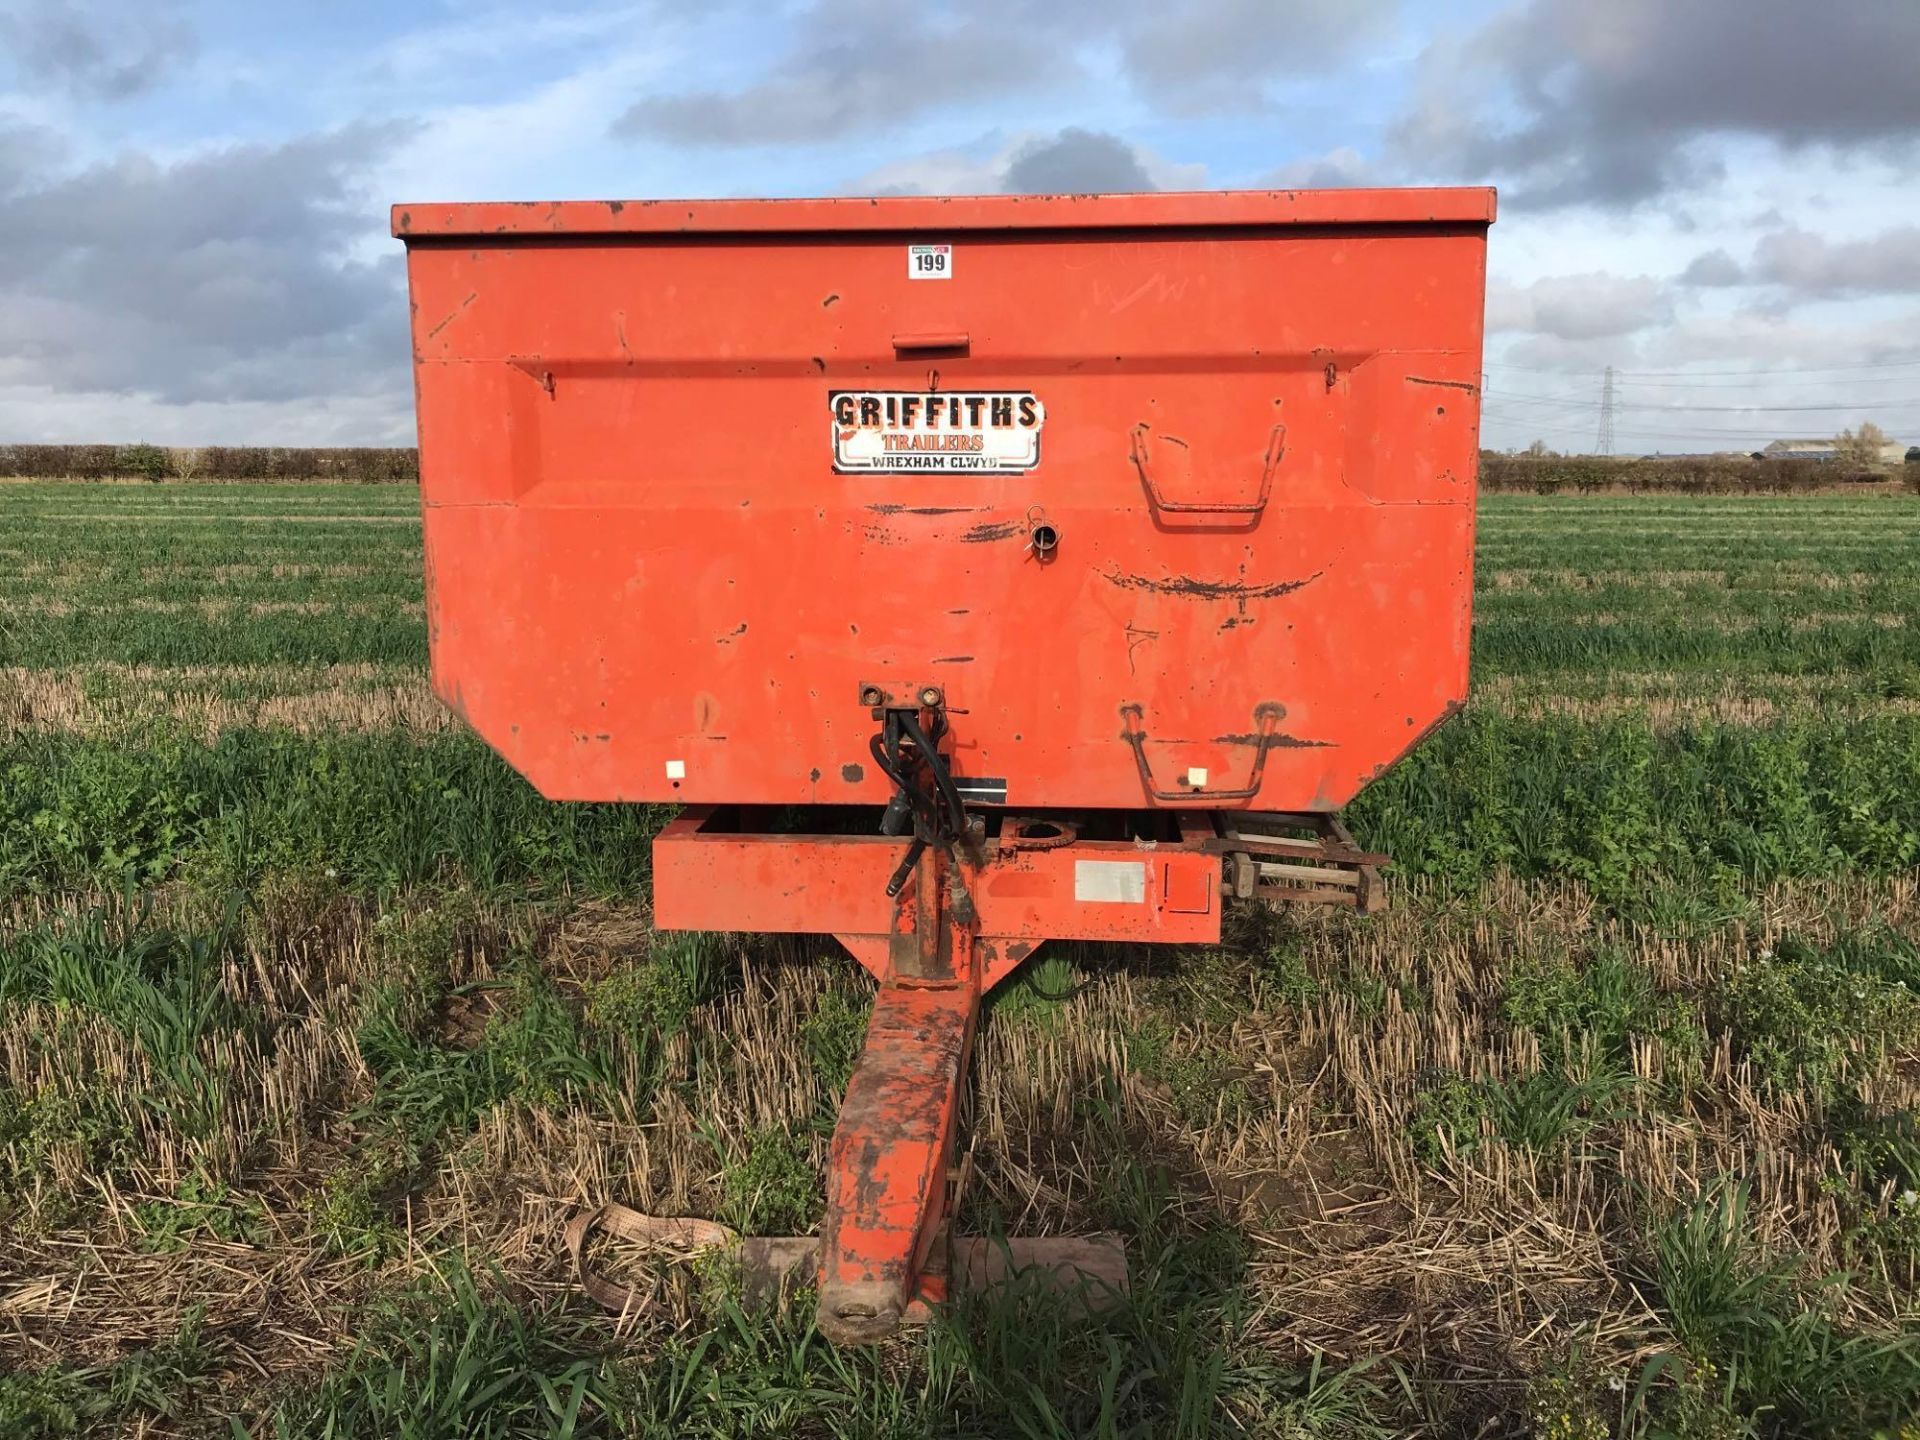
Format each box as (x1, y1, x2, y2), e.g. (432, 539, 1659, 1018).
(717, 621, 747, 644)
(842, 1135, 900, 1220)
(1103, 568, 1323, 602)
(841, 762, 865, 782)
(1406, 374, 1478, 394)
(823, 293, 840, 308)
(931, 655, 973, 664)
(960, 519, 1023, 544)
(866, 504, 982, 516)
(1214, 730, 1329, 749)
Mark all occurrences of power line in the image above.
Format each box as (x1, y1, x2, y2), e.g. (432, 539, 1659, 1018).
(1621, 372, 1920, 390)
(1484, 351, 1920, 452)
(1482, 388, 1601, 406)
(1489, 396, 1920, 414)
(1481, 410, 1909, 444)
(1618, 358, 1920, 378)
(1483, 394, 1616, 411)
(1487, 357, 1920, 380)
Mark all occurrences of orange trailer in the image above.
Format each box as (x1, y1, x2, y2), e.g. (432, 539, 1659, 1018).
(395, 187, 1494, 1341)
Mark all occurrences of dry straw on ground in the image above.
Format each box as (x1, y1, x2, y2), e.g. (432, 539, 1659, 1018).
(4, 876, 1913, 1394)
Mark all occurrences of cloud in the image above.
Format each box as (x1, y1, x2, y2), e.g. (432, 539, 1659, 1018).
(1264, 147, 1373, 189)
(1003, 129, 1154, 193)
(1748, 225, 1920, 297)
(1679, 248, 1744, 287)
(0, 118, 64, 196)
(849, 128, 1202, 196)
(1643, 308, 1920, 376)
(1674, 225, 1920, 298)
(1487, 272, 1671, 340)
(1118, 0, 1397, 115)
(0, 123, 412, 413)
(1394, 0, 1920, 208)
(0, 0, 196, 99)
(615, 0, 1067, 146)
(616, 0, 1397, 146)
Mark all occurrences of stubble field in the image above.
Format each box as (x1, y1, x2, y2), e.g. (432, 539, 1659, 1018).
(1, 483, 1918, 1438)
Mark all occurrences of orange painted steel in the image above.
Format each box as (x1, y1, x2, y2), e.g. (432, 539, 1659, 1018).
(651, 806, 1224, 992)
(395, 187, 1494, 1342)
(817, 848, 982, 1340)
(395, 188, 1492, 815)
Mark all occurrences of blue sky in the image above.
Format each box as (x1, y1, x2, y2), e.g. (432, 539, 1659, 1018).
(2, 0, 1917, 453)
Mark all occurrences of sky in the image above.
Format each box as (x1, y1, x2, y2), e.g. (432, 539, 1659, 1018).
(1, 0, 1917, 455)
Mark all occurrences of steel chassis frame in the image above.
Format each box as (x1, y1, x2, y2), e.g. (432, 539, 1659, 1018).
(652, 802, 1381, 1342)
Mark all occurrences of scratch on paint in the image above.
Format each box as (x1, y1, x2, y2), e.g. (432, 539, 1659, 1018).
(426, 292, 478, 340)
(1123, 623, 1160, 677)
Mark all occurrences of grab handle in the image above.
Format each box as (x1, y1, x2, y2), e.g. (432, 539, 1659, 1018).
(892, 331, 970, 355)
(1119, 701, 1288, 808)
(1129, 422, 1285, 516)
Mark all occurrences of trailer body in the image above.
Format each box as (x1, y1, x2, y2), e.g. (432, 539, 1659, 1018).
(396, 187, 1494, 1343)
(397, 190, 1491, 817)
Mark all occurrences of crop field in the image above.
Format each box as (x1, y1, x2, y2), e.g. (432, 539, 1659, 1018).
(1, 482, 1918, 1437)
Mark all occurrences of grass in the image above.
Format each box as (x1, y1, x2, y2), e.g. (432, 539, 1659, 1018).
(1636, 1184, 1920, 1436)
(1, 482, 1918, 1436)
(0, 1306, 219, 1436)
(1710, 928, 1920, 1098)
(0, 727, 670, 896)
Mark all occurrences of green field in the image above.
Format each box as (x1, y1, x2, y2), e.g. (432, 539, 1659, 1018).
(1, 484, 1917, 1438)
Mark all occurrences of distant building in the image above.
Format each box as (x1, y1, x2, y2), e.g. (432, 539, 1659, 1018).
(1762, 437, 1906, 465)
(1762, 438, 1839, 461)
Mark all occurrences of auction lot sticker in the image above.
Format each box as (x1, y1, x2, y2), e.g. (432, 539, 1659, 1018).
(907, 243, 952, 279)
(830, 390, 1045, 473)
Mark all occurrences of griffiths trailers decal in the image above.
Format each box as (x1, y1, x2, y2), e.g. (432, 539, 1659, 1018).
(830, 390, 1045, 473)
